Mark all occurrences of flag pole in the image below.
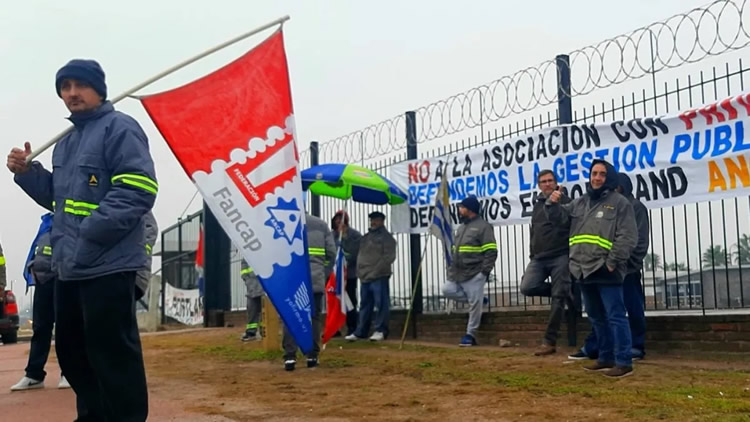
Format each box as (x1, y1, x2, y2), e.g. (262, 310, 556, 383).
(398, 238, 430, 350)
(26, 15, 291, 163)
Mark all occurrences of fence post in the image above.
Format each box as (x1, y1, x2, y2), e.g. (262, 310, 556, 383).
(405, 111, 422, 338)
(556, 54, 572, 125)
(160, 229, 166, 325)
(556, 53, 579, 347)
(202, 202, 231, 327)
(310, 141, 321, 218)
(177, 220, 183, 289)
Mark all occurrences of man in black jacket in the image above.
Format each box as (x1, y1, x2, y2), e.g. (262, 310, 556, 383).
(332, 210, 362, 336)
(520, 170, 572, 356)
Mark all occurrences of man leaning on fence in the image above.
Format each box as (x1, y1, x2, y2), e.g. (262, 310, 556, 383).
(546, 159, 637, 378)
(441, 195, 497, 347)
(520, 170, 573, 356)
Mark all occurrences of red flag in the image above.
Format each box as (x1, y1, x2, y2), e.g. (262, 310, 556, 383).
(195, 224, 205, 298)
(195, 224, 204, 271)
(323, 273, 347, 344)
(322, 245, 349, 344)
(141, 30, 294, 176)
(140, 29, 316, 354)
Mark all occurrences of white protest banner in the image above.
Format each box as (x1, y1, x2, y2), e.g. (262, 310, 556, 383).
(164, 283, 203, 326)
(392, 92, 750, 233)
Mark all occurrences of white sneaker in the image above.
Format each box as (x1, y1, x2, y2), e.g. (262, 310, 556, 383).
(369, 331, 385, 342)
(10, 376, 44, 391)
(58, 376, 71, 389)
(344, 334, 360, 342)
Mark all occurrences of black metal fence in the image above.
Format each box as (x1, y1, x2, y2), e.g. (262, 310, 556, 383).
(159, 209, 275, 318)
(162, 1, 750, 317)
(308, 0, 750, 315)
(160, 210, 202, 291)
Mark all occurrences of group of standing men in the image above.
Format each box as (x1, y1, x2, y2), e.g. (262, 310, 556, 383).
(238, 209, 398, 371)
(521, 159, 649, 378)
(434, 159, 650, 378)
(0, 56, 653, 422)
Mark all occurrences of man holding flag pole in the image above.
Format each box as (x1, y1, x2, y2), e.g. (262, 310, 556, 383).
(442, 194, 497, 347)
(8, 59, 156, 421)
(400, 168, 496, 348)
(400, 169, 454, 348)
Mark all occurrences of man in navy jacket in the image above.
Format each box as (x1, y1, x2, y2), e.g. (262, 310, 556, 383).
(7, 59, 156, 422)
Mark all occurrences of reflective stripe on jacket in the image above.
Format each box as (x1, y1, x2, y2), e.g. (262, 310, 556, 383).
(448, 216, 497, 282)
(546, 190, 637, 283)
(28, 231, 56, 284)
(305, 214, 336, 293)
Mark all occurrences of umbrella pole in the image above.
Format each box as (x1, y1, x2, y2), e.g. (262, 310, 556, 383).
(341, 199, 351, 317)
(398, 238, 430, 350)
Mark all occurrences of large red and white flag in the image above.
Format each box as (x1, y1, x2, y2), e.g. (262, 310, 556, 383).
(140, 29, 314, 353)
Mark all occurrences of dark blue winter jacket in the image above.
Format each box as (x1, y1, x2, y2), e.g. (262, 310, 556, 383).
(14, 101, 157, 281)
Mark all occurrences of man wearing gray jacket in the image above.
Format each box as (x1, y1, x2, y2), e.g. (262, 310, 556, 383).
(283, 213, 336, 371)
(442, 196, 497, 347)
(346, 211, 397, 342)
(570, 172, 650, 361)
(240, 259, 263, 342)
(547, 159, 637, 378)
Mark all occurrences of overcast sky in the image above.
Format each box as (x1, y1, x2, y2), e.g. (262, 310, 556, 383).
(0, 0, 710, 307)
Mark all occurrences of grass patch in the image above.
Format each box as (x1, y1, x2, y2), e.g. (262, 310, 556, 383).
(145, 329, 750, 422)
(323, 357, 354, 368)
(193, 344, 282, 362)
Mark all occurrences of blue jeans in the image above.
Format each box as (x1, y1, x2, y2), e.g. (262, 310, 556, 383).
(580, 281, 633, 367)
(582, 272, 646, 358)
(354, 277, 390, 338)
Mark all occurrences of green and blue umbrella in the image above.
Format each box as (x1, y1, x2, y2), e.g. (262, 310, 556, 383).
(301, 163, 407, 205)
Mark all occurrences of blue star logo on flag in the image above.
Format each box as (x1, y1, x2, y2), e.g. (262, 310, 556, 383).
(265, 198, 303, 245)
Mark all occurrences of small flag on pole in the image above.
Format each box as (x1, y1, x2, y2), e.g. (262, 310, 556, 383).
(195, 223, 205, 298)
(323, 244, 350, 344)
(429, 173, 454, 266)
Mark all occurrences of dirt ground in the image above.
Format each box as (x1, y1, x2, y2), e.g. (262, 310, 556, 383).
(141, 328, 750, 422)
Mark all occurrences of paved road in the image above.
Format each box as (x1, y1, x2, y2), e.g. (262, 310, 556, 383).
(0, 340, 231, 421)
